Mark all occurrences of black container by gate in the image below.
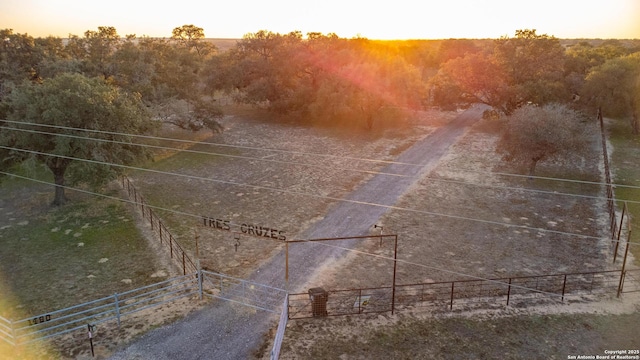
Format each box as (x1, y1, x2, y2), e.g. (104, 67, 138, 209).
(308, 287, 328, 317)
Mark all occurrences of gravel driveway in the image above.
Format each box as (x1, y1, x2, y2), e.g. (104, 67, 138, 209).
(108, 105, 486, 360)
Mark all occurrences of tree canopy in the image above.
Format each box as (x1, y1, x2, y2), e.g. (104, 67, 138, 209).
(1, 25, 639, 208)
(582, 52, 640, 134)
(1, 73, 155, 205)
(497, 103, 592, 175)
(431, 29, 567, 114)
(213, 31, 425, 129)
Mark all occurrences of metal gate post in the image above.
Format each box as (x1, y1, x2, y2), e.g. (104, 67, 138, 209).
(114, 293, 121, 328)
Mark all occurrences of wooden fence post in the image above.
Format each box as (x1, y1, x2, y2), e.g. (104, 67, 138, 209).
(450, 282, 455, 310)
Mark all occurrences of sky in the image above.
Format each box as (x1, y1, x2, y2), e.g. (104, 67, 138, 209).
(1, 0, 639, 40)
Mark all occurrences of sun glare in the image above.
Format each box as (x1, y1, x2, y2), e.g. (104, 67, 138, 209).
(1, 0, 638, 39)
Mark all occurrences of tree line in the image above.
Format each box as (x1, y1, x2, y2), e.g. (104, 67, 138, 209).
(0, 25, 639, 205)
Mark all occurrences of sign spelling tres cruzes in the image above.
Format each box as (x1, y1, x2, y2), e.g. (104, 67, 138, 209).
(201, 216, 286, 241)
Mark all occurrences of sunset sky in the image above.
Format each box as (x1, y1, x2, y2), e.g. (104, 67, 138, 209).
(1, 0, 639, 39)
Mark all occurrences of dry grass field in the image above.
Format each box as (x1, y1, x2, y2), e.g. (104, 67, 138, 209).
(2, 105, 638, 359)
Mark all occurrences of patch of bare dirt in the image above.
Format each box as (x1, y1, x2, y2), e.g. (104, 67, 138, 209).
(132, 109, 456, 280)
(274, 116, 640, 359)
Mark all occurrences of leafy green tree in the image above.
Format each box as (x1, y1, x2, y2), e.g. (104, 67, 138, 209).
(1, 73, 155, 205)
(110, 35, 156, 98)
(436, 39, 481, 63)
(564, 40, 633, 96)
(82, 26, 120, 78)
(0, 29, 39, 119)
(430, 52, 509, 112)
(582, 52, 640, 134)
(432, 29, 567, 113)
(171, 24, 214, 56)
(33, 35, 80, 79)
(219, 31, 425, 129)
(226, 30, 304, 108)
(493, 29, 567, 109)
(497, 103, 592, 175)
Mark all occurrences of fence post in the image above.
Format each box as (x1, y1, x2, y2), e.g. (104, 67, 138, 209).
(450, 282, 455, 310)
(613, 204, 627, 264)
(182, 252, 186, 276)
(618, 229, 631, 297)
(9, 318, 15, 346)
(170, 235, 173, 258)
(358, 289, 362, 314)
(506, 278, 512, 306)
(150, 209, 154, 230)
(198, 269, 203, 300)
(114, 293, 121, 329)
(561, 275, 567, 302)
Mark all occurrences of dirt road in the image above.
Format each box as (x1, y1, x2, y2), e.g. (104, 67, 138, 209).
(108, 105, 486, 360)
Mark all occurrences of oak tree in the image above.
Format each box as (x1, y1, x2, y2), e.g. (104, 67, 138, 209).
(497, 103, 592, 175)
(582, 52, 640, 134)
(1, 73, 155, 205)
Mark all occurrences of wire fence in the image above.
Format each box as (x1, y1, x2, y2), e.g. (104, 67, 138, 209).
(598, 109, 616, 238)
(121, 176, 197, 275)
(288, 270, 623, 319)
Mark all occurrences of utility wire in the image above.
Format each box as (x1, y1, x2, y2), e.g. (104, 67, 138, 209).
(2, 124, 639, 205)
(0, 145, 628, 245)
(0, 119, 412, 166)
(0, 170, 624, 301)
(1, 126, 410, 179)
(4, 119, 639, 191)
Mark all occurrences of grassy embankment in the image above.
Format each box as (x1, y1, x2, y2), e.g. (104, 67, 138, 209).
(0, 164, 169, 358)
(608, 118, 640, 265)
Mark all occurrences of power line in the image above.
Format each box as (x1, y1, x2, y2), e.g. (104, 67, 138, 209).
(0, 170, 619, 301)
(4, 118, 639, 191)
(0, 125, 410, 179)
(3, 123, 639, 206)
(0, 144, 624, 244)
(0, 119, 412, 167)
(442, 166, 640, 190)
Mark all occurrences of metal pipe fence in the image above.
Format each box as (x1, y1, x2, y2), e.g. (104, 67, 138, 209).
(270, 294, 289, 360)
(200, 270, 287, 313)
(0, 270, 289, 353)
(288, 270, 622, 319)
(0, 274, 199, 346)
